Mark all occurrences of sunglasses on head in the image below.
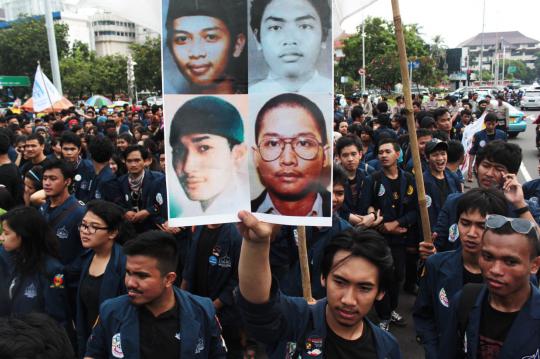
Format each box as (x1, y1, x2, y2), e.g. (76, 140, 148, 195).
(485, 214, 537, 237)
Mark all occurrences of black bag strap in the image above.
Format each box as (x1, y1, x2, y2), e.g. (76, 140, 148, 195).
(457, 283, 484, 349)
(49, 201, 80, 230)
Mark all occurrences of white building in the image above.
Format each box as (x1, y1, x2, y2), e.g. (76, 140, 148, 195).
(459, 31, 539, 70)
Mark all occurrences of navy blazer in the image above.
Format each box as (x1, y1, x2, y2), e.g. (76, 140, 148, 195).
(413, 250, 464, 359)
(340, 167, 369, 220)
(183, 224, 241, 326)
(76, 243, 127, 358)
(87, 164, 116, 202)
(439, 284, 540, 358)
(238, 282, 402, 359)
(423, 169, 462, 231)
(85, 287, 227, 358)
(360, 169, 419, 246)
(0, 248, 68, 325)
(73, 159, 96, 203)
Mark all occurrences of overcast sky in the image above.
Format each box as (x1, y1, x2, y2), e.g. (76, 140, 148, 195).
(341, 0, 540, 48)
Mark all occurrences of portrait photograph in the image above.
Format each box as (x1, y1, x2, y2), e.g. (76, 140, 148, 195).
(248, 92, 333, 226)
(247, 0, 333, 94)
(164, 94, 250, 226)
(162, 0, 248, 94)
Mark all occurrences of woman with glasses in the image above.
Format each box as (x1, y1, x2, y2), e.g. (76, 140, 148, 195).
(0, 207, 67, 324)
(75, 200, 135, 358)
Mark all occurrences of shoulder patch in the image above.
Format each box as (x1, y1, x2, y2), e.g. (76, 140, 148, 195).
(407, 185, 414, 196)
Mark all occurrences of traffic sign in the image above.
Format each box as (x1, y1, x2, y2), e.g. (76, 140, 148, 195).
(358, 68, 365, 76)
(408, 60, 420, 69)
(507, 65, 517, 74)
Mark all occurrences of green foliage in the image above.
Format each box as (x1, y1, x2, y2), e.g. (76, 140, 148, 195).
(129, 37, 162, 93)
(502, 59, 536, 83)
(0, 16, 69, 78)
(335, 17, 444, 91)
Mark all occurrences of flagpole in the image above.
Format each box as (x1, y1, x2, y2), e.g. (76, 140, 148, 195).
(38, 61, 56, 113)
(390, 0, 432, 243)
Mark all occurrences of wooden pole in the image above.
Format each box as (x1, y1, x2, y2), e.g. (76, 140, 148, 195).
(297, 225, 313, 301)
(390, 0, 432, 243)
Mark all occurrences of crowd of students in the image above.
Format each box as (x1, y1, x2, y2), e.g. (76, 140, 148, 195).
(0, 91, 538, 358)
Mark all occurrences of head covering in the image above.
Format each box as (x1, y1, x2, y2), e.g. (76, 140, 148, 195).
(169, 96, 244, 147)
(425, 138, 448, 156)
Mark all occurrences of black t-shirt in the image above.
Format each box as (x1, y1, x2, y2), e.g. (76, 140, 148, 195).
(80, 272, 103, 335)
(193, 226, 220, 297)
(0, 162, 23, 204)
(477, 297, 519, 359)
(325, 321, 378, 359)
(348, 176, 359, 208)
(462, 267, 483, 285)
(19, 157, 50, 176)
(434, 177, 449, 206)
(139, 301, 180, 359)
(387, 173, 401, 210)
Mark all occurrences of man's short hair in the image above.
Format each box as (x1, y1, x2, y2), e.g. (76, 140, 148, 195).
(335, 135, 362, 156)
(118, 133, 135, 144)
(484, 221, 540, 259)
(43, 159, 75, 180)
(123, 230, 178, 275)
(124, 144, 149, 161)
(456, 187, 509, 220)
(254, 93, 327, 145)
(333, 164, 348, 187)
(0, 132, 10, 155)
(250, 0, 331, 42)
(484, 113, 498, 123)
(321, 228, 393, 292)
(460, 109, 472, 117)
(377, 137, 400, 152)
(0, 313, 74, 359)
(376, 101, 388, 114)
(476, 140, 522, 174)
(447, 140, 464, 163)
(416, 128, 433, 139)
(26, 133, 45, 145)
(88, 136, 114, 163)
(167, 0, 245, 38)
(170, 96, 244, 149)
(350, 105, 364, 120)
(60, 131, 81, 148)
(433, 107, 449, 121)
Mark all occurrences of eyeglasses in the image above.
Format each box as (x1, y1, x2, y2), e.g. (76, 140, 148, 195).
(257, 136, 323, 162)
(485, 214, 537, 237)
(78, 223, 109, 234)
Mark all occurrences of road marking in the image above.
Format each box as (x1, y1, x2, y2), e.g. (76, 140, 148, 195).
(520, 163, 533, 182)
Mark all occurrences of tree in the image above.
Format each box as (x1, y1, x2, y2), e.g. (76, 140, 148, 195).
(129, 37, 162, 93)
(335, 17, 436, 91)
(535, 51, 540, 81)
(0, 16, 69, 79)
(93, 55, 128, 98)
(60, 41, 97, 99)
(503, 59, 536, 83)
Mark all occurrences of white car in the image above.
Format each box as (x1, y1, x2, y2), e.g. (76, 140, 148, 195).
(145, 96, 163, 106)
(520, 87, 540, 110)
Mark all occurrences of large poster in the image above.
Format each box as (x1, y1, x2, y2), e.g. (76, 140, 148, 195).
(163, 0, 333, 226)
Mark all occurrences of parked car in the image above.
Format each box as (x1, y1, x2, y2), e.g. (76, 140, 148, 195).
(489, 100, 527, 138)
(145, 96, 163, 106)
(520, 87, 540, 110)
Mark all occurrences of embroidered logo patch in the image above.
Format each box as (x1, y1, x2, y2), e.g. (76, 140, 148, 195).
(56, 226, 68, 240)
(24, 283, 37, 298)
(522, 349, 540, 359)
(425, 195, 432, 208)
(195, 338, 205, 354)
(407, 185, 414, 196)
(111, 333, 124, 358)
(50, 274, 64, 288)
(448, 223, 459, 243)
(378, 184, 386, 197)
(305, 337, 323, 357)
(439, 288, 449, 307)
(156, 192, 163, 205)
(218, 256, 232, 268)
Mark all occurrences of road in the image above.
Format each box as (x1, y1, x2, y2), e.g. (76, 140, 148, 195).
(391, 108, 540, 358)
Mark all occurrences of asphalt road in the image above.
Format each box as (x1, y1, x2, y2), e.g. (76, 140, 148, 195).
(391, 108, 540, 358)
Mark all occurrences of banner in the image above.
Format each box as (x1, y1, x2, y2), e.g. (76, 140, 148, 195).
(32, 65, 62, 113)
(162, 0, 333, 226)
(460, 112, 486, 175)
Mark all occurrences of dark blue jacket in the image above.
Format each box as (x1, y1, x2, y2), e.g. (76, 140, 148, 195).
(523, 178, 540, 203)
(76, 243, 126, 358)
(88, 164, 116, 202)
(439, 284, 540, 358)
(469, 129, 508, 155)
(413, 250, 464, 359)
(434, 193, 540, 251)
(40, 195, 86, 277)
(360, 169, 419, 246)
(280, 215, 352, 300)
(85, 287, 227, 358)
(237, 283, 402, 359)
(147, 175, 167, 225)
(405, 156, 428, 174)
(0, 248, 68, 325)
(72, 158, 96, 203)
(423, 169, 462, 231)
(340, 167, 369, 220)
(183, 224, 241, 326)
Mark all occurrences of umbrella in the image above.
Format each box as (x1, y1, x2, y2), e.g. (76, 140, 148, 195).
(86, 95, 112, 108)
(20, 97, 74, 113)
(112, 100, 129, 107)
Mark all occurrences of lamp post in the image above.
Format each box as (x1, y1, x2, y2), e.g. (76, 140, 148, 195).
(361, 21, 366, 93)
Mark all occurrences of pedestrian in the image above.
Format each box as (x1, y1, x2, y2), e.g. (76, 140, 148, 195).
(236, 211, 402, 358)
(85, 230, 227, 358)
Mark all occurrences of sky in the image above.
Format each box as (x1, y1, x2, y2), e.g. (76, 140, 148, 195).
(341, 0, 540, 48)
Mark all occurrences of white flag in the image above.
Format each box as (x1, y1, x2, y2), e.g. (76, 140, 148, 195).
(332, 0, 379, 39)
(460, 112, 486, 175)
(32, 65, 62, 112)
